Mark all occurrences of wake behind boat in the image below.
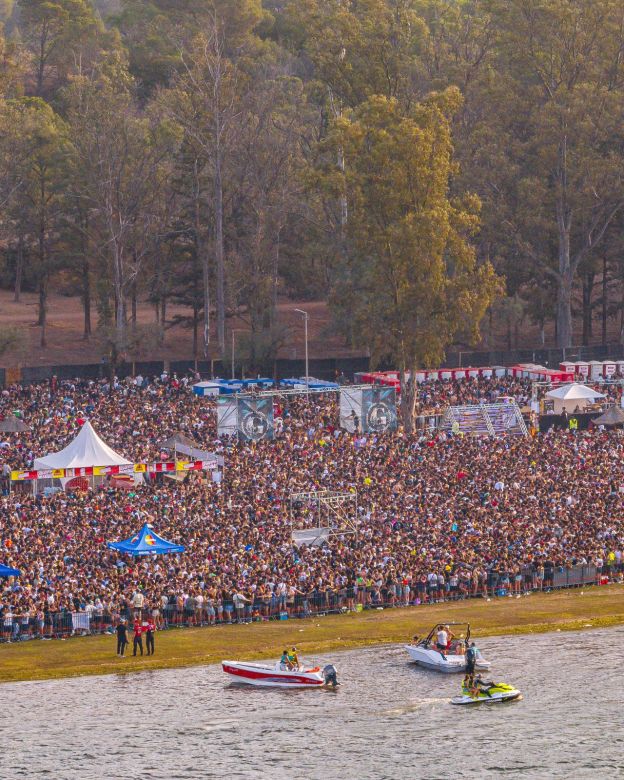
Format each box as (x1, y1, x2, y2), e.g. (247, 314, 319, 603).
(222, 659, 339, 688)
(405, 622, 491, 673)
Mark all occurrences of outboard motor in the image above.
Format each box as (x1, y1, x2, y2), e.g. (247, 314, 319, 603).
(323, 664, 338, 688)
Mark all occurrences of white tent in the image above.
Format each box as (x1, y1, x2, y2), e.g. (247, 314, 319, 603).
(34, 420, 132, 470)
(545, 383, 605, 414)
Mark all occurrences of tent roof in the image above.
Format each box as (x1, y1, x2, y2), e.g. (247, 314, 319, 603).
(592, 405, 624, 426)
(159, 432, 223, 465)
(0, 415, 29, 432)
(545, 383, 605, 401)
(34, 420, 131, 470)
(107, 522, 185, 557)
(0, 563, 20, 577)
(160, 432, 198, 450)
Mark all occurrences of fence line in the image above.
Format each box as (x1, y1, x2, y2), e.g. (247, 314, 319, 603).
(0, 564, 607, 644)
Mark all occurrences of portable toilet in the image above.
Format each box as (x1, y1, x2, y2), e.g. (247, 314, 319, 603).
(467, 367, 480, 378)
(560, 361, 576, 374)
(575, 361, 590, 378)
(453, 369, 467, 380)
(603, 360, 617, 379)
(480, 367, 493, 378)
(617, 361, 624, 377)
(589, 361, 603, 380)
(439, 369, 453, 380)
(492, 366, 507, 377)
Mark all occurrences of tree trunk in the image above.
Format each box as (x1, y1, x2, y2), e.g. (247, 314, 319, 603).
(39, 280, 47, 348)
(215, 140, 226, 356)
(602, 255, 608, 346)
(82, 255, 91, 340)
(581, 272, 594, 346)
(192, 304, 199, 359)
(194, 159, 210, 358)
(556, 271, 573, 348)
(14, 233, 23, 303)
(131, 280, 137, 330)
(556, 137, 573, 348)
(159, 295, 166, 346)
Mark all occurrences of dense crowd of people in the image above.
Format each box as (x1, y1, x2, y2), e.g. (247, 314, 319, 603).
(0, 373, 623, 642)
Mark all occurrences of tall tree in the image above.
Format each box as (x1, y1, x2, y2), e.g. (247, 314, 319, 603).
(318, 89, 500, 427)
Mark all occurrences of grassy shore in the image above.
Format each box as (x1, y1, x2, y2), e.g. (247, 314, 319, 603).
(2, 585, 624, 684)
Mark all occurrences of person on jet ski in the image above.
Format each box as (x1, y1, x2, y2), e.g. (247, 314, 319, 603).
(473, 674, 495, 697)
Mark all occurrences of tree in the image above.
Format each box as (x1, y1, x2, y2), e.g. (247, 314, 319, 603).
(318, 90, 500, 427)
(64, 63, 179, 357)
(471, 0, 624, 347)
(0, 96, 68, 345)
(17, 0, 101, 98)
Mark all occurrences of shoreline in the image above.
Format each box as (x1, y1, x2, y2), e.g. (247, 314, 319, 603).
(2, 585, 624, 684)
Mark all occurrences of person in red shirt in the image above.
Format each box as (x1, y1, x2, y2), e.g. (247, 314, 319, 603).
(145, 620, 155, 656)
(132, 619, 143, 656)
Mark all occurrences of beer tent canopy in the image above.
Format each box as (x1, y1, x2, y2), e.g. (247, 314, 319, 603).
(545, 383, 605, 414)
(107, 523, 185, 556)
(592, 405, 624, 427)
(33, 420, 132, 470)
(0, 564, 20, 577)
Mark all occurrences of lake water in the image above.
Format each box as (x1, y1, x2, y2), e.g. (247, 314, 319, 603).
(1, 627, 621, 779)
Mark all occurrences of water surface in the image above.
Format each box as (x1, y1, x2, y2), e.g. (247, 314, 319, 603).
(1, 627, 620, 779)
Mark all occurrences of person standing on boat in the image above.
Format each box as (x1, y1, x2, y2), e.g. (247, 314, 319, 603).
(288, 647, 300, 670)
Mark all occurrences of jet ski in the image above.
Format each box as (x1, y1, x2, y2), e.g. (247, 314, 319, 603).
(451, 680, 522, 705)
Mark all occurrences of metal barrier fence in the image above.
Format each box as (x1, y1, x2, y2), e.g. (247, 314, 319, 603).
(0, 564, 608, 644)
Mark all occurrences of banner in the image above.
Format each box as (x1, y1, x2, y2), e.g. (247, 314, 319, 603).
(340, 387, 362, 432)
(217, 398, 238, 437)
(361, 387, 397, 433)
(237, 396, 274, 441)
(11, 459, 220, 481)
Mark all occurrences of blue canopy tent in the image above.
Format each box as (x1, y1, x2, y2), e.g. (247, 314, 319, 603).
(0, 564, 20, 577)
(107, 523, 185, 557)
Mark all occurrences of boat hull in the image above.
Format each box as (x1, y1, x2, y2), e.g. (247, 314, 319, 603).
(222, 661, 326, 688)
(404, 645, 491, 673)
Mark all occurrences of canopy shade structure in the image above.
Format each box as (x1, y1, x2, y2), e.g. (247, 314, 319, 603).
(545, 383, 606, 415)
(0, 564, 20, 577)
(0, 416, 30, 432)
(159, 432, 224, 466)
(34, 420, 132, 471)
(545, 383, 605, 401)
(592, 406, 624, 427)
(107, 523, 185, 557)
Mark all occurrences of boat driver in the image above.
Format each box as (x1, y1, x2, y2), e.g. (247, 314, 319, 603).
(287, 646, 300, 670)
(280, 649, 291, 670)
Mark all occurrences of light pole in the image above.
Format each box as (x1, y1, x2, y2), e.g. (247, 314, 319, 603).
(294, 308, 309, 400)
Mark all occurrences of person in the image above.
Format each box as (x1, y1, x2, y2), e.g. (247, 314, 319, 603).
(436, 624, 453, 656)
(116, 618, 128, 657)
(280, 649, 290, 670)
(287, 646, 300, 670)
(132, 619, 144, 657)
(145, 620, 155, 656)
(465, 641, 477, 675)
(473, 675, 494, 697)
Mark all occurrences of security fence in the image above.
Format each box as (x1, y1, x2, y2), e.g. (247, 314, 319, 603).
(0, 564, 608, 645)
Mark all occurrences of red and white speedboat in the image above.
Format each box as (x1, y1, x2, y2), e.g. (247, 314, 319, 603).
(222, 660, 337, 688)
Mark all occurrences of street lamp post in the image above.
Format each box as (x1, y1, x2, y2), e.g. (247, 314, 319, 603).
(294, 308, 309, 400)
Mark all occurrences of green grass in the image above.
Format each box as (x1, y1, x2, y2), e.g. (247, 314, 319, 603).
(2, 585, 624, 684)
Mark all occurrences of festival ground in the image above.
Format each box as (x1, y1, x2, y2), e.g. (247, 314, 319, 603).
(2, 585, 624, 684)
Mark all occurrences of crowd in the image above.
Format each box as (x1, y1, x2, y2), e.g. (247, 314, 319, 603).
(0, 373, 623, 643)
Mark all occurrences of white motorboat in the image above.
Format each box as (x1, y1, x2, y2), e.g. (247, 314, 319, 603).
(404, 622, 491, 673)
(451, 681, 522, 705)
(222, 660, 338, 688)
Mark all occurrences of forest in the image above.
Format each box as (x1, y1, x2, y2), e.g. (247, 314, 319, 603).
(0, 0, 624, 377)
